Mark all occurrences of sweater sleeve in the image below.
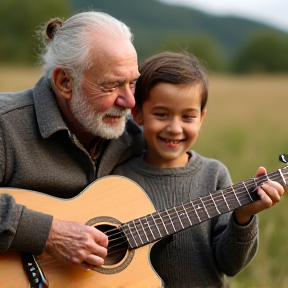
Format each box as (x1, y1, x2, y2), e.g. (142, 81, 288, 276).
(0, 115, 53, 255)
(0, 193, 53, 255)
(213, 212, 258, 276)
(0, 193, 23, 252)
(202, 158, 259, 277)
(210, 160, 259, 276)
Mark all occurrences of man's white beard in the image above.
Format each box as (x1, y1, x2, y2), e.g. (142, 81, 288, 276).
(71, 88, 130, 139)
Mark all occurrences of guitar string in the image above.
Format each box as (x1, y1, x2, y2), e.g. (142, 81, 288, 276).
(105, 186, 278, 257)
(105, 174, 276, 246)
(105, 170, 284, 249)
(104, 198, 250, 256)
(105, 186, 274, 257)
(104, 171, 286, 255)
(105, 187, 261, 256)
(106, 171, 288, 243)
(106, 170, 280, 241)
(106, 189, 253, 248)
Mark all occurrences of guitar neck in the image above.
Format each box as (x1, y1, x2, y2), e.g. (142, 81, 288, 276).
(123, 166, 288, 249)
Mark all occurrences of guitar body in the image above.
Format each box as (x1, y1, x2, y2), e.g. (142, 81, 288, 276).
(0, 176, 162, 288)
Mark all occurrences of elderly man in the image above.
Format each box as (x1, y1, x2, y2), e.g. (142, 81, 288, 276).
(0, 11, 144, 270)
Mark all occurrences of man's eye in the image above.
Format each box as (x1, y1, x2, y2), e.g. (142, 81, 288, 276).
(130, 82, 136, 93)
(100, 85, 117, 93)
(130, 81, 136, 88)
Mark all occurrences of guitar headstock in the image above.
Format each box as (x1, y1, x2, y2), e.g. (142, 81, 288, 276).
(279, 154, 288, 186)
(279, 154, 288, 164)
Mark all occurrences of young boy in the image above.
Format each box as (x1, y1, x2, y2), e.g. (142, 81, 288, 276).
(112, 51, 284, 287)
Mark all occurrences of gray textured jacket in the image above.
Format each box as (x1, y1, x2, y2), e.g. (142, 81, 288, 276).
(0, 77, 144, 255)
(112, 152, 258, 288)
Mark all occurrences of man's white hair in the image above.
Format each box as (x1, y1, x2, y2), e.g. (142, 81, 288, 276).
(41, 11, 133, 83)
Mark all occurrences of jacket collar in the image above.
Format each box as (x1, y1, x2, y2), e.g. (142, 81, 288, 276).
(33, 77, 68, 139)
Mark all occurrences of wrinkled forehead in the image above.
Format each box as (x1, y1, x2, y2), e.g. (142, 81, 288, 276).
(85, 34, 139, 82)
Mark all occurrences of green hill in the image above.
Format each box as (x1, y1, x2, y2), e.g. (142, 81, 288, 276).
(71, 0, 287, 63)
(1, 0, 287, 71)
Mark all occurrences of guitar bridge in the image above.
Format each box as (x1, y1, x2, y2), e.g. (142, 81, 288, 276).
(21, 252, 49, 288)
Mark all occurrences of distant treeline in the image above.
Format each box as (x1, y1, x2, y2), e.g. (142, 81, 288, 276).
(1, 0, 288, 73)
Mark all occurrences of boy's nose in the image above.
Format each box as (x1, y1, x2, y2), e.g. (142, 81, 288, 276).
(167, 119, 182, 133)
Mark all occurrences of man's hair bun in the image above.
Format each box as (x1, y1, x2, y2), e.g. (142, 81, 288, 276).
(44, 18, 63, 44)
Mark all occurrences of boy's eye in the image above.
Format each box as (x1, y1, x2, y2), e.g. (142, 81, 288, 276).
(154, 113, 167, 118)
(183, 115, 197, 120)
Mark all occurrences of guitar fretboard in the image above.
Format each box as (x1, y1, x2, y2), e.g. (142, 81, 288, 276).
(122, 166, 288, 249)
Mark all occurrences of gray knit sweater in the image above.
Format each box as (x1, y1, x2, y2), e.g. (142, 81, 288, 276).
(112, 151, 258, 288)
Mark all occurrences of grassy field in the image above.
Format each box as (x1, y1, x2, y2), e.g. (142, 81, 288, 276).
(1, 67, 288, 287)
(195, 74, 288, 287)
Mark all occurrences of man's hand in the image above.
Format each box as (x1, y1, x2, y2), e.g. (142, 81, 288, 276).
(235, 166, 286, 225)
(45, 219, 108, 270)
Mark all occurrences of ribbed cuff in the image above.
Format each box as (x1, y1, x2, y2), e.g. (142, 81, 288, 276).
(10, 207, 53, 255)
(230, 213, 258, 243)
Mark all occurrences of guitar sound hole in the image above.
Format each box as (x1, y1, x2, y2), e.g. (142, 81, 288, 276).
(95, 224, 128, 266)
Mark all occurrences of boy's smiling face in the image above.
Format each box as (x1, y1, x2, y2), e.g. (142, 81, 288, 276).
(133, 82, 206, 168)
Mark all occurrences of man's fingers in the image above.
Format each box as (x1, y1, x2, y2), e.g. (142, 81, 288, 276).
(89, 242, 108, 259)
(83, 253, 106, 267)
(45, 219, 109, 269)
(90, 226, 109, 248)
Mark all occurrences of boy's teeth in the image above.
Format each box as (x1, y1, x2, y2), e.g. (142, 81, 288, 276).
(165, 140, 180, 144)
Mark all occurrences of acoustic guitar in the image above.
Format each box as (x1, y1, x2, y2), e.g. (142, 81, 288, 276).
(0, 164, 287, 288)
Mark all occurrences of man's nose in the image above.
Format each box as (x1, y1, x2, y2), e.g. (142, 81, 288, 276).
(115, 87, 135, 109)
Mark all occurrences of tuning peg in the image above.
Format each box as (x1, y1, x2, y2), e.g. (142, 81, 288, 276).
(279, 154, 288, 163)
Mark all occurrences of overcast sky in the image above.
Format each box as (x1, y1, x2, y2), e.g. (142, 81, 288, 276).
(160, 0, 288, 32)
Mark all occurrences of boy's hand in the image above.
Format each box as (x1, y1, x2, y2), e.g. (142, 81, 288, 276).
(234, 166, 285, 225)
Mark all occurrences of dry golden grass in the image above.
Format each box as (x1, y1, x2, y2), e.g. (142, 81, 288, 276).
(1, 67, 288, 287)
(194, 74, 288, 287)
(0, 65, 42, 92)
(195, 73, 288, 181)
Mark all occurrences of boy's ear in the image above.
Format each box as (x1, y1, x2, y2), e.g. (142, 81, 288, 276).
(200, 109, 207, 126)
(52, 67, 73, 100)
(131, 106, 143, 125)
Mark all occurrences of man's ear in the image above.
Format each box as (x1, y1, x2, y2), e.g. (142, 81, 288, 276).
(52, 67, 73, 100)
(131, 106, 143, 125)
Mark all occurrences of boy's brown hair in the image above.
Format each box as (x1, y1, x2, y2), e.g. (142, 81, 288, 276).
(135, 51, 208, 111)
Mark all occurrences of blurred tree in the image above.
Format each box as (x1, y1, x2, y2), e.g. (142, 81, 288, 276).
(0, 0, 72, 65)
(231, 32, 288, 73)
(161, 35, 227, 72)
